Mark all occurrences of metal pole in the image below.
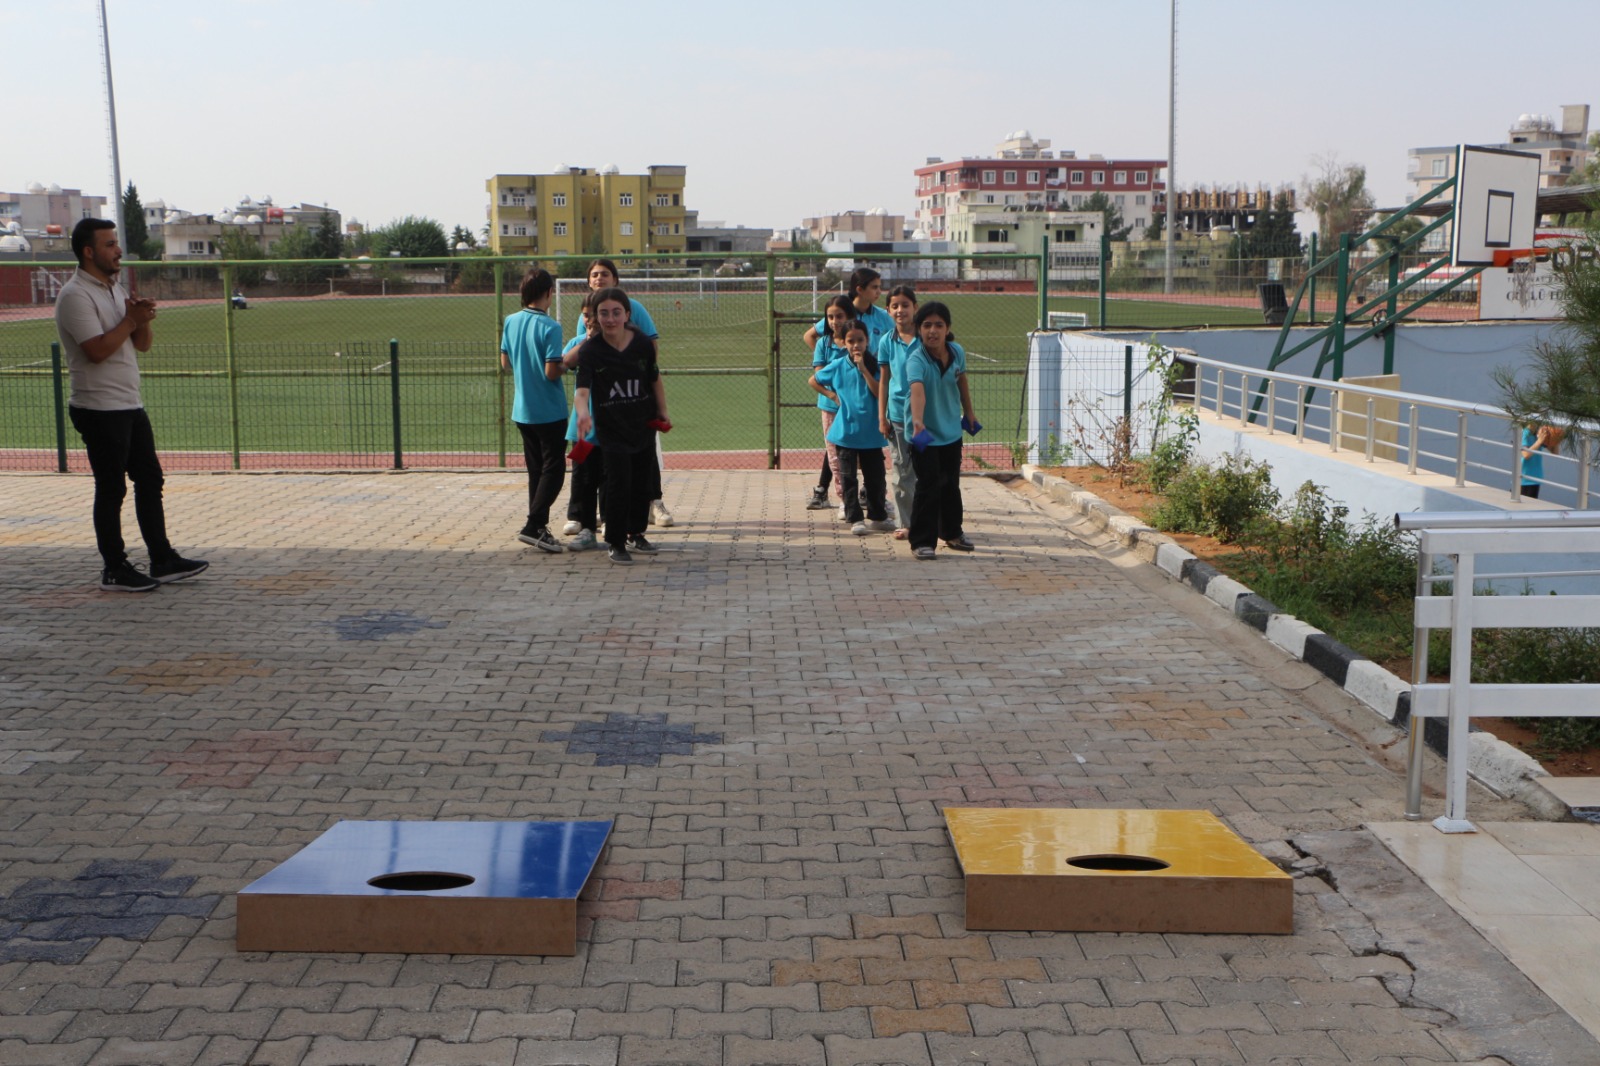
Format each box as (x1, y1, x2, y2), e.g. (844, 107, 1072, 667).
(223, 265, 240, 470)
(50, 342, 67, 473)
(1123, 345, 1134, 427)
(1408, 405, 1420, 474)
(1404, 546, 1432, 820)
(1295, 384, 1305, 442)
(1580, 436, 1592, 509)
(1365, 397, 1376, 461)
(97, 0, 125, 241)
(389, 338, 403, 470)
(1266, 379, 1275, 434)
(1383, 250, 1400, 376)
(1511, 423, 1523, 501)
(1038, 234, 1049, 330)
(1164, 0, 1176, 295)
(1455, 412, 1467, 487)
(494, 261, 506, 469)
(1333, 233, 1350, 380)
(1307, 233, 1318, 326)
(766, 254, 778, 470)
(1098, 234, 1109, 328)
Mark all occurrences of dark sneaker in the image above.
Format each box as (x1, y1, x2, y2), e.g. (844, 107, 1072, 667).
(914, 546, 937, 561)
(607, 545, 634, 565)
(805, 486, 829, 510)
(519, 527, 564, 554)
(944, 535, 975, 552)
(627, 534, 659, 555)
(149, 555, 209, 583)
(101, 560, 160, 592)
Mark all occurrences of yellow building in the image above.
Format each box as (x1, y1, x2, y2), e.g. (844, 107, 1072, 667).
(485, 165, 687, 259)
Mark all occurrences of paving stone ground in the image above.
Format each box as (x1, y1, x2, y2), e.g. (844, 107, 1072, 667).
(1, 468, 1593, 1066)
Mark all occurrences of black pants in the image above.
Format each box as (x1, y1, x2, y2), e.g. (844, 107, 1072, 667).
(1521, 483, 1542, 499)
(839, 448, 887, 523)
(909, 440, 964, 550)
(601, 447, 654, 549)
(68, 406, 174, 568)
(516, 419, 567, 531)
(567, 443, 605, 531)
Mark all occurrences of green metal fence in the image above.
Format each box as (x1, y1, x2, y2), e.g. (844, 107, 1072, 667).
(1, 246, 1466, 473)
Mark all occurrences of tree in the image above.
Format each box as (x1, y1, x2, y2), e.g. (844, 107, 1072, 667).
(1241, 189, 1303, 260)
(370, 215, 448, 259)
(216, 227, 266, 287)
(313, 212, 344, 261)
(121, 182, 155, 259)
(1569, 132, 1600, 187)
(1303, 154, 1375, 246)
(269, 224, 332, 286)
(1369, 212, 1424, 254)
(449, 225, 478, 250)
(1143, 213, 1165, 242)
(1078, 191, 1134, 242)
(1494, 211, 1600, 449)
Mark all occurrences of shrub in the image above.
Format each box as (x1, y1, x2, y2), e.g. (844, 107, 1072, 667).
(1147, 453, 1278, 542)
(1475, 623, 1600, 752)
(1240, 481, 1417, 613)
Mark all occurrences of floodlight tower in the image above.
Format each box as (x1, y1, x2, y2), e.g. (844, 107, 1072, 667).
(1164, 0, 1177, 294)
(98, 0, 126, 241)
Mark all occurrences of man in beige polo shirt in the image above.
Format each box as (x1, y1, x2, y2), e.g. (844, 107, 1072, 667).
(55, 218, 208, 592)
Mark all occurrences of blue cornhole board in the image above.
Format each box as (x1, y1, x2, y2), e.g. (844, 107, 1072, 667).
(237, 820, 612, 955)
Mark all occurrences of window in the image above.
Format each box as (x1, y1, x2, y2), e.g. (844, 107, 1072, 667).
(1070, 170, 1084, 184)
(984, 194, 995, 204)
(1004, 170, 1017, 184)
(672, 194, 680, 206)
(1136, 195, 1147, 206)
(1054, 228, 1078, 243)
(188, 240, 206, 254)
(552, 192, 566, 207)
(1113, 171, 1127, 185)
(1026, 170, 1041, 184)
(656, 223, 669, 235)
(1431, 158, 1446, 177)
(1114, 195, 1125, 206)
(656, 194, 670, 207)
(672, 223, 680, 234)
(1071, 194, 1083, 206)
(511, 194, 526, 207)
(499, 224, 509, 236)
(1134, 218, 1146, 230)
(512, 225, 527, 237)
(553, 222, 567, 237)
(1092, 171, 1106, 185)
(982, 169, 996, 184)
(1134, 171, 1149, 184)
(619, 193, 634, 207)
(620, 222, 633, 236)
(986, 229, 1008, 243)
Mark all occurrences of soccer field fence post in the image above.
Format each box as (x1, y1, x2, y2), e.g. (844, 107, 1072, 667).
(224, 263, 242, 470)
(1098, 235, 1109, 328)
(766, 253, 778, 470)
(1038, 233, 1049, 330)
(494, 260, 507, 469)
(389, 339, 403, 470)
(50, 341, 67, 473)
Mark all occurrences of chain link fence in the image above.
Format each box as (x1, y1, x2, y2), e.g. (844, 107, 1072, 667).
(0, 246, 1479, 472)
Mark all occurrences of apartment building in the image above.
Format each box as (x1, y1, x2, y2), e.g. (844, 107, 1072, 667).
(485, 165, 688, 257)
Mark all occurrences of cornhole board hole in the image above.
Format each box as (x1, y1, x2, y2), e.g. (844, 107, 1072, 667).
(238, 820, 612, 955)
(945, 808, 1292, 934)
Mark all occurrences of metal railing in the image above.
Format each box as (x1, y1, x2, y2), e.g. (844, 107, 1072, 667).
(1175, 353, 1597, 508)
(1397, 511, 1600, 831)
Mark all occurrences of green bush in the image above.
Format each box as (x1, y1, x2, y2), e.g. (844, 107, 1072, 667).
(1474, 623, 1600, 752)
(1147, 453, 1278, 542)
(1240, 481, 1417, 613)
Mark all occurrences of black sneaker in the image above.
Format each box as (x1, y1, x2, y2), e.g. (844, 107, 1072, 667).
(607, 545, 634, 565)
(518, 527, 565, 554)
(149, 554, 209, 583)
(943, 535, 975, 553)
(805, 486, 829, 510)
(101, 560, 160, 592)
(627, 534, 659, 555)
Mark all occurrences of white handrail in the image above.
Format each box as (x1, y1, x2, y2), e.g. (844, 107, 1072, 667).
(1399, 512, 1600, 832)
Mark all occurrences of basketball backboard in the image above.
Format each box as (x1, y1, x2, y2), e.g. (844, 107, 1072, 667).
(1451, 145, 1540, 267)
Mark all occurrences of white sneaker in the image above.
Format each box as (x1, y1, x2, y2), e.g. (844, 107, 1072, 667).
(650, 500, 675, 528)
(562, 520, 582, 536)
(569, 528, 597, 551)
(837, 503, 848, 522)
(851, 521, 869, 536)
(866, 519, 896, 532)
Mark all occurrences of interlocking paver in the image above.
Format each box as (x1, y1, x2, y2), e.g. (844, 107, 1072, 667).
(2, 469, 1595, 1066)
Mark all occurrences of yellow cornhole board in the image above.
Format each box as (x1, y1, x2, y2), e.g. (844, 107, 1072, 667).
(944, 808, 1292, 934)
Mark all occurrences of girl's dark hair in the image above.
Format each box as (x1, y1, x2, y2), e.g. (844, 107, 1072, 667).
(847, 267, 882, 300)
(913, 301, 956, 344)
(520, 268, 554, 305)
(885, 284, 918, 306)
(823, 294, 858, 338)
(590, 286, 631, 320)
(842, 319, 870, 339)
(588, 258, 621, 285)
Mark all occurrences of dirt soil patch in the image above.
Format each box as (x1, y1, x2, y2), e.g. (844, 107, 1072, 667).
(1037, 465, 1598, 778)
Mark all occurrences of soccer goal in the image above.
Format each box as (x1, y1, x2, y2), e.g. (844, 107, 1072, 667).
(554, 275, 820, 322)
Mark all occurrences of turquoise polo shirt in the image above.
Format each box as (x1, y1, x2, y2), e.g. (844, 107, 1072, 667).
(627, 297, 658, 340)
(876, 331, 921, 427)
(501, 308, 566, 425)
(906, 341, 967, 446)
(816, 355, 887, 450)
(562, 334, 597, 444)
(813, 303, 893, 351)
(812, 338, 846, 413)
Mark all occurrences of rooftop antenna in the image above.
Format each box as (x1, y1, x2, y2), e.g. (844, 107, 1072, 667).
(98, 0, 126, 247)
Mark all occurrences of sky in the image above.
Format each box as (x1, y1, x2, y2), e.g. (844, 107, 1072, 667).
(7, 0, 1599, 239)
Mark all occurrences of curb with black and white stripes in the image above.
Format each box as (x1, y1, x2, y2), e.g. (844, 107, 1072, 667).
(1021, 465, 1569, 820)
